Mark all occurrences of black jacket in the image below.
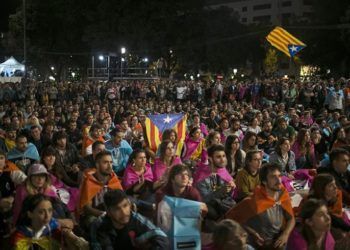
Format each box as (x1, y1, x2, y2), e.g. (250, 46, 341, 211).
(91, 212, 169, 250)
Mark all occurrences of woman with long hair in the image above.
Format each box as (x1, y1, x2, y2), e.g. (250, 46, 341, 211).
(225, 135, 246, 177)
(235, 150, 262, 200)
(331, 127, 348, 150)
(242, 131, 258, 153)
(162, 128, 181, 156)
(13, 164, 57, 225)
(182, 126, 206, 163)
(12, 194, 88, 250)
(246, 117, 261, 135)
(200, 131, 221, 164)
(190, 113, 209, 138)
(308, 174, 350, 233)
(12, 194, 62, 250)
(291, 128, 316, 169)
(153, 140, 182, 188)
(41, 147, 79, 213)
(287, 199, 334, 250)
(270, 137, 314, 192)
(212, 219, 254, 250)
(269, 137, 296, 177)
(122, 149, 155, 200)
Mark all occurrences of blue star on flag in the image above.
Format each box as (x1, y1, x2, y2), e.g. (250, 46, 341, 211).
(288, 44, 306, 57)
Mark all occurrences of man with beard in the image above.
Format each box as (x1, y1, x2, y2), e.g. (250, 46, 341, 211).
(79, 151, 123, 230)
(0, 127, 17, 152)
(258, 119, 277, 154)
(272, 117, 296, 144)
(225, 163, 295, 249)
(7, 134, 40, 173)
(91, 189, 169, 250)
(194, 144, 235, 220)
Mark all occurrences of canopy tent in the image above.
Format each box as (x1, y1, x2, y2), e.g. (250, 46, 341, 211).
(0, 56, 24, 77)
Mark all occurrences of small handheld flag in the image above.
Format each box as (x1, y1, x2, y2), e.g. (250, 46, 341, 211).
(266, 26, 306, 57)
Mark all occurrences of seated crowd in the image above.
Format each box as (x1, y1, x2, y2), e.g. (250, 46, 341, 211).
(1, 77, 350, 249)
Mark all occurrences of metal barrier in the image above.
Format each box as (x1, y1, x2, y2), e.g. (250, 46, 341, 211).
(87, 67, 159, 80)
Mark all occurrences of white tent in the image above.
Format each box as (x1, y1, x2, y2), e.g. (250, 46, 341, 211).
(0, 56, 24, 77)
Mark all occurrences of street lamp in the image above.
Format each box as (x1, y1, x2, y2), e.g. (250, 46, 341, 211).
(121, 47, 126, 78)
(99, 55, 104, 61)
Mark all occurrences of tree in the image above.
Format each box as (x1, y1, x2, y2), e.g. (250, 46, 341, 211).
(264, 48, 278, 76)
(300, 0, 350, 77)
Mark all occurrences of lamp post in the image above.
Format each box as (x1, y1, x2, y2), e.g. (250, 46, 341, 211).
(121, 47, 126, 78)
(23, 0, 27, 81)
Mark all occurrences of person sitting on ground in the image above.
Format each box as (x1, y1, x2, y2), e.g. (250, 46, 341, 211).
(235, 150, 262, 201)
(211, 219, 254, 250)
(242, 132, 258, 153)
(269, 137, 296, 178)
(153, 140, 182, 189)
(318, 148, 350, 205)
(287, 199, 334, 250)
(90, 189, 169, 249)
(307, 174, 350, 236)
(258, 119, 277, 155)
(0, 150, 26, 240)
(13, 163, 58, 225)
(105, 127, 133, 176)
(224, 135, 246, 178)
(41, 147, 79, 213)
(156, 164, 207, 213)
(225, 163, 295, 250)
(272, 117, 296, 144)
(122, 149, 155, 204)
(182, 126, 206, 164)
(0, 126, 17, 152)
(51, 131, 81, 186)
(7, 133, 40, 173)
(194, 144, 235, 220)
(291, 128, 317, 169)
(82, 123, 105, 157)
(79, 140, 106, 169)
(79, 151, 123, 230)
(12, 194, 88, 250)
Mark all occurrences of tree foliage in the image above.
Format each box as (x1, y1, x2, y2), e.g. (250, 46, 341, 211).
(300, 0, 350, 77)
(4, 0, 265, 79)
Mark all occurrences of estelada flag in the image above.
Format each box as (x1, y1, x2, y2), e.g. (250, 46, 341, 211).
(145, 113, 187, 156)
(266, 26, 306, 57)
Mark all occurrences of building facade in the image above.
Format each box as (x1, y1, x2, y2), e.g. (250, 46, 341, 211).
(207, 0, 313, 25)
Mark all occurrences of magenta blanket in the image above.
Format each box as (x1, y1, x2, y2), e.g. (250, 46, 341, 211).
(13, 183, 57, 225)
(182, 137, 202, 161)
(287, 228, 334, 250)
(153, 156, 182, 181)
(50, 173, 79, 212)
(122, 163, 154, 190)
(281, 169, 314, 192)
(193, 162, 233, 185)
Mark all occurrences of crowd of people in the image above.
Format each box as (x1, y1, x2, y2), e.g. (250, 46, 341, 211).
(0, 76, 350, 249)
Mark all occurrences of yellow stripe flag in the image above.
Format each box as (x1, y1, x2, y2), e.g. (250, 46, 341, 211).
(266, 26, 306, 57)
